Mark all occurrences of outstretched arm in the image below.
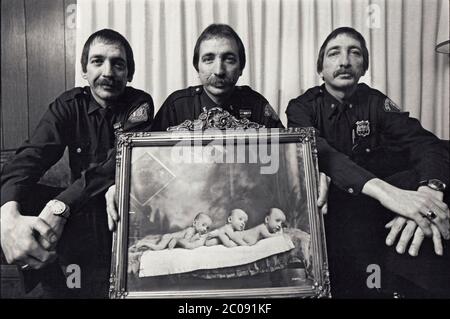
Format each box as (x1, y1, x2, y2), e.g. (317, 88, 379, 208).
(177, 236, 207, 249)
(226, 230, 248, 246)
(215, 233, 237, 247)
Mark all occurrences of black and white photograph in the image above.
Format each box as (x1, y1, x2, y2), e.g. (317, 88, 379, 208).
(1, 0, 449, 302)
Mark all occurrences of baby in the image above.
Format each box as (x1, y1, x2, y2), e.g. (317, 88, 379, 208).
(205, 209, 249, 247)
(232, 208, 287, 246)
(136, 212, 212, 251)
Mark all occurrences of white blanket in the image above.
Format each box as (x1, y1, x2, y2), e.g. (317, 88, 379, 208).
(138, 235, 295, 277)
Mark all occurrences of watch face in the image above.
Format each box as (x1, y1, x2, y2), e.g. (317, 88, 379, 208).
(51, 200, 66, 215)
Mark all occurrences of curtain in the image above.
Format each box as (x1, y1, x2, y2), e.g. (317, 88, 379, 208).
(75, 0, 449, 139)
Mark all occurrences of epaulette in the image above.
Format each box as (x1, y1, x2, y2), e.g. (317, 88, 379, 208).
(57, 87, 86, 102)
(235, 85, 263, 99)
(190, 85, 203, 95)
(356, 83, 401, 112)
(124, 87, 152, 104)
(236, 85, 252, 93)
(167, 86, 202, 104)
(297, 86, 323, 102)
(359, 83, 385, 99)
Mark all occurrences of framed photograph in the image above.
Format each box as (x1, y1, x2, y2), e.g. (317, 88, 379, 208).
(109, 117, 330, 298)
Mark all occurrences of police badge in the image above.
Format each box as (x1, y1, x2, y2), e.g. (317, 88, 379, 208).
(355, 120, 370, 137)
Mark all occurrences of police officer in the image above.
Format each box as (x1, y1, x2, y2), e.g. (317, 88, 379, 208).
(286, 27, 450, 298)
(1, 29, 154, 298)
(152, 23, 283, 132)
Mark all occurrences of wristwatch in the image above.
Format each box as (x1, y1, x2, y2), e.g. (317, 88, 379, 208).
(418, 179, 447, 192)
(46, 199, 71, 219)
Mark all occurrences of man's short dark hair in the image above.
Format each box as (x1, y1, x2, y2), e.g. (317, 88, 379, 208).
(316, 27, 369, 74)
(192, 24, 246, 72)
(81, 29, 135, 80)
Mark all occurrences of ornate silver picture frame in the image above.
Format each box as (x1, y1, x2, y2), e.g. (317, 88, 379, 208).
(109, 125, 330, 298)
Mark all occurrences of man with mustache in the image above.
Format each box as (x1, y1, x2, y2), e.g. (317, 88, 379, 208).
(286, 27, 449, 298)
(1, 29, 154, 297)
(152, 23, 284, 131)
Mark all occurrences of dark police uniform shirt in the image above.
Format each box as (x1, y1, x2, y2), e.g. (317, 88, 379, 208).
(286, 83, 449, 195)
(152, 85, 284, 131)
(1, 86, 154, 214)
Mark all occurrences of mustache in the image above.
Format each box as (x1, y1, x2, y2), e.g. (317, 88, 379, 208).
(96, 79, 117, 87)
(207, 75, 234, 87)
(333, 69, 355, 78)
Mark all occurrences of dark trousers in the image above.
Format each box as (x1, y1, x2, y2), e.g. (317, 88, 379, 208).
(325, 171, 450, 299)
(19, 184, 112, 298)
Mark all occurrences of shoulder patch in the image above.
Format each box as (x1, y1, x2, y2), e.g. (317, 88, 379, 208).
(128, 102, 150, 123)
(383, 98, 401, 112)
(264, 103, 280, 121)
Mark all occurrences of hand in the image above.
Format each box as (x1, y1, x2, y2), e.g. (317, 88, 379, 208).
(385, 216, 444, 256)
(317, 172, 331, 215)
(206, 232, 218, 239)
(105, 184, 119, 231)
(1, 201, 58, 269)
(362, 178, 449, 238)
(38, 202, 67, 250)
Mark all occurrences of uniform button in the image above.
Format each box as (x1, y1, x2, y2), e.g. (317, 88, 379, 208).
(349, 104, 353, 109)
(365, 148, 371, 153)
(331, 104, 335, 109)
(76, 148, 82, 153)
(348, 188, 354, 194)
(195, 87, 200, 92)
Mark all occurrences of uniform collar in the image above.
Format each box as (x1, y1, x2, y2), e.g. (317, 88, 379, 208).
(85, 86, 128, 115)
(200, 89, 217, 111)
(322, 84, 363, 119)
(199, 87, 238, 112)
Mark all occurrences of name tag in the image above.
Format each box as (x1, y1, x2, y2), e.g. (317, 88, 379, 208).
(239, 109, 252, 119)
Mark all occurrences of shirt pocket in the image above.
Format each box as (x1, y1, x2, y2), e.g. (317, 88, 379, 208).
(68, 141, 94, 177)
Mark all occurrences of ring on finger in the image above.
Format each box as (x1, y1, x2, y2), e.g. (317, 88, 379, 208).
(425, 210, 437, 220)
(21, 264, 30, 270)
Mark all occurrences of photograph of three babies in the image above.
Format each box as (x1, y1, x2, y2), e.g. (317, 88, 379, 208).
(123, 144, 314, 293)
(135, 208, 286, 251)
